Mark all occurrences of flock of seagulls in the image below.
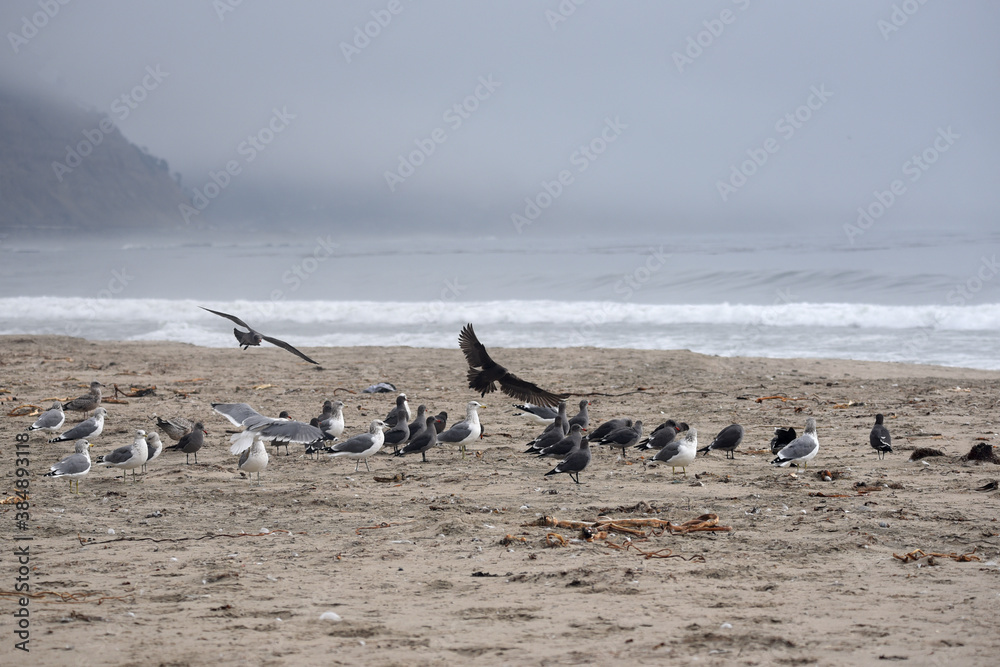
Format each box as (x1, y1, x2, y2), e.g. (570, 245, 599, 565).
(36, 321, 896, 492)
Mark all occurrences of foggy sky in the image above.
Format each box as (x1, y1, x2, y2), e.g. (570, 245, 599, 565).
(2, 0, 998, 235)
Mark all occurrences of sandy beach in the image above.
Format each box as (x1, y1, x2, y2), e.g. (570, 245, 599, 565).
(2, 334, 1000, 666)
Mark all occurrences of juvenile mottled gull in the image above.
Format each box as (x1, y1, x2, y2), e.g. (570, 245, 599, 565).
(154, 414, 194, 442)
(435, 401, 483, 458)
(63, 381, 104, 417)
(49, 407, 107, 443)
(653, 427, 698, 475)
(325, 420, 387, 472)
(870, 414, 892, 460)
(29, 402, 65, 435)
(698, 424, 744, 459)
(44, 439, 92, 494)
(771, 418, 819, 469)
(98, 430, 148, 482)
(544, 436, 592, 485)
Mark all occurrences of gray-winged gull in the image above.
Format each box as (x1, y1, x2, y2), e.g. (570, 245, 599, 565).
(771, 418, 819, 469)
(62, 381, 104, 417)
(698, 423, 744, 459)
(537, 423, 585, 459)
(435, 401, 483, 458)
(98, 430, 149, 482)
(49, 407, 107, 443)
(29, 402, 65, 435)
(325, 420, 387, 472)
(395, 416, 439, 462)
(199, 306, 319, 364)
(653, 427, 698, 475)
(544, 435, 591, 484)
(43, 439, 93, 493)
(595, 420, 643, 457)
(238, 434, 269, 484)
(167, 422, 207, 464)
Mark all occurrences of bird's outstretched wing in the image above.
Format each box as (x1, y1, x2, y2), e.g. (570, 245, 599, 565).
(496, 373, 566, 407)
(459, 323, 495, 370)
(260, 334, 319, 365)
(200, 306, 253, 330)
(458, 323, 566, 407)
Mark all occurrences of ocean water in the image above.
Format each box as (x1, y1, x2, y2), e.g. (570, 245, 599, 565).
(1, 228, 998, 370)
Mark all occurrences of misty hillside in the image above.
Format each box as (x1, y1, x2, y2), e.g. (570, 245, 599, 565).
(0, 89, 191, 232)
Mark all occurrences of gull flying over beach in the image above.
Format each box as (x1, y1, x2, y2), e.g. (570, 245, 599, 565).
(459, 323, 567, 407)
(199, 306, 319, 365)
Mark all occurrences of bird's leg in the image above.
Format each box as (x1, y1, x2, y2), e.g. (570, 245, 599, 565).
(421, 452, 427, 463)
(364, 458, 371, 472)
(354, 460, 361, 473)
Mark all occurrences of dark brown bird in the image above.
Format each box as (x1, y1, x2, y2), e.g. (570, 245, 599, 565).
(199, 306, 319, 365)
(167, 422, 207, 464)
(458, 323, 566, 407)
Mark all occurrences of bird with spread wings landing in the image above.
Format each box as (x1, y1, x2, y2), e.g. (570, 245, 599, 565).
(200, 306, 319, 365)
(458, 323, 567, 407)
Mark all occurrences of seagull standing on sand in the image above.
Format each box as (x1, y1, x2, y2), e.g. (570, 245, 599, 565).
(98, 430, 149, 482)
(568, 399, 590, 430)
(595, 420, 643, 457)
(544, 435, 592, 485)
(325, 420, 388, 472)
(590, 418, 633, 443)
(435, 401, 483, 457)
(635, 420, 682, 451)
(395, 416, 439, 462)
(384, 394, 411, 427)
(62, 381, 103, 418)
(407, 405, 429, 441)
(44, 439, 92, 494)
(318, 400, 346, 440)
(28, 402, 65, 435)
(771, 418, 819, 469)
(167, 422, 207, 464)
(537, 424, 585, 459)
(698, 424, 744, 459)
(870, 414, 893, 460)
(459, 323, 567, 407)
(238, 434, 269, 485)
(49, 408, 107, 443)
(382, 414, 410, 454)
(143, 432, 164, 472)
(652, 427, 698, 475)
(199, 306, 319, 364)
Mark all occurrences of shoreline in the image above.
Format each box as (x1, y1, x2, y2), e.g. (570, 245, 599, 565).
(2, 334, 999, 665)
